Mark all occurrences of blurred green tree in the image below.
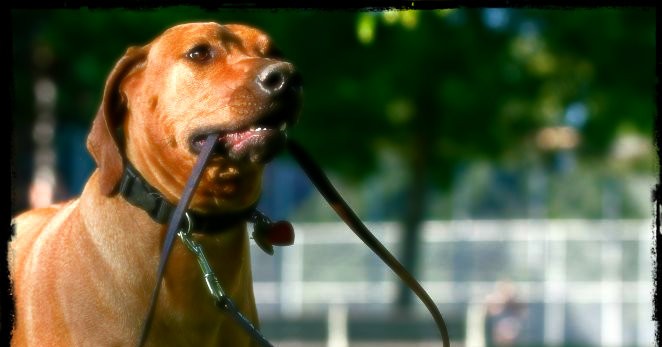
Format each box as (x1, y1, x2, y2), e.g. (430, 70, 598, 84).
(11, 8, 656, 310)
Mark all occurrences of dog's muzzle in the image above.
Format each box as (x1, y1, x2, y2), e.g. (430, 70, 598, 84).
(188, 61, 302, 164)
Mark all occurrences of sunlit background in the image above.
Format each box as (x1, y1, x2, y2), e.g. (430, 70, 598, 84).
(10, 8, 657, 347)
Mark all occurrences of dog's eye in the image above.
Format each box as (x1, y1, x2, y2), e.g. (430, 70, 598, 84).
(186, 44, 213, 63)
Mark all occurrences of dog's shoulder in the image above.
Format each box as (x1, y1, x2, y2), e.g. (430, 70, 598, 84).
(12, 200, 78, 233)
(10, 200, 80, 251)
(9, 199, 81, 273)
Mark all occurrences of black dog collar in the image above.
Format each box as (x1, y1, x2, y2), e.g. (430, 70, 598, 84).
(118, 161, 256, 233)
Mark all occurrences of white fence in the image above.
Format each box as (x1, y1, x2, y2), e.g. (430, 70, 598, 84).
(249, 219, 655, 346)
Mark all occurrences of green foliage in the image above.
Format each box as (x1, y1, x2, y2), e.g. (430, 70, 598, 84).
(11, 8, 656, 189)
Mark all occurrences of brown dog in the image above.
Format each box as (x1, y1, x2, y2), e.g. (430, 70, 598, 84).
(9, 22, 302, 346)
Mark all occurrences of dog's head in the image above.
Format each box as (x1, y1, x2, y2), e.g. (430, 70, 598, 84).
(87, 22, 302, 213)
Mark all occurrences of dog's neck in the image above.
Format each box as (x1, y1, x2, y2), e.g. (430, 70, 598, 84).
(117, 161, 256, 233)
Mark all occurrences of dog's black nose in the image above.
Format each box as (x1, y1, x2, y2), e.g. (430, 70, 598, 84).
(256, 62, 301, 97)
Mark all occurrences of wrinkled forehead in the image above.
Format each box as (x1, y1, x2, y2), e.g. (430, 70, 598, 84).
(149, 22, 273, 58)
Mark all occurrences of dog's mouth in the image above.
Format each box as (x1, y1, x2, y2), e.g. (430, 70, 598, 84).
(189, 121, 288, 164)
(188, 63, 302, 164)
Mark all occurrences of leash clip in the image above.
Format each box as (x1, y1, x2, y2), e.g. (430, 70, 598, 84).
(177, 214, 274, 347)
(177, 213, 226, 301)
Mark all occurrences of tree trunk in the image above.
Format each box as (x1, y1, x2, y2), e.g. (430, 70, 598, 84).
(395, 130, 431, 311)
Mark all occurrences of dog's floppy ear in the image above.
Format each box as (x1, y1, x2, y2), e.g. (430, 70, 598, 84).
(87, 46, 147, 196)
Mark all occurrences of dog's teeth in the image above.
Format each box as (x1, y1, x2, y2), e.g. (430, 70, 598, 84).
(249, 126, 286, 132)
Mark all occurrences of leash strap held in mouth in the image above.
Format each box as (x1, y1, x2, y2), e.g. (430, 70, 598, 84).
(137, 133, 272, 347)
(137, 133, 219, 346)
(286, 139, 451, 347)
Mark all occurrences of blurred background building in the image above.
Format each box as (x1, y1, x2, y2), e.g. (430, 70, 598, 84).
(10, 7, 657, 347)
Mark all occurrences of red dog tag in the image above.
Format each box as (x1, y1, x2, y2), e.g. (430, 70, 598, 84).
(252, 219, 295, 255)
(265, 221, 295, 246)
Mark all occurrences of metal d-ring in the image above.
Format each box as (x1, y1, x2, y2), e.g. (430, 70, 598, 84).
(178, 212, 194, 237)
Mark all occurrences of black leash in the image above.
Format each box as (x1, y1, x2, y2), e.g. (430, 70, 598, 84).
(137, 133, 220, 346)
(287, 140, 450, 347)
(137, 135, 449, 347)
(214, 296, 272, 346)
(137, 133, 274, 347)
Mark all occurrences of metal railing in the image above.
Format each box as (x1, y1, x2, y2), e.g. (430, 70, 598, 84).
(249, 219, 655, 346)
